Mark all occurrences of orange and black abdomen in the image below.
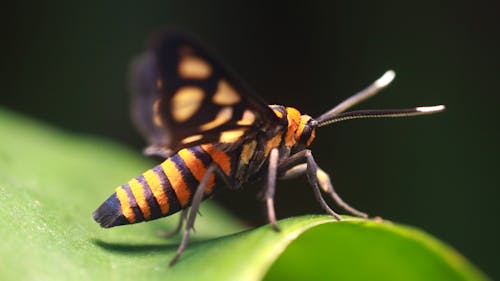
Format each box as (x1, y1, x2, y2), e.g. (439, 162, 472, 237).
(93, 145, 231, 228)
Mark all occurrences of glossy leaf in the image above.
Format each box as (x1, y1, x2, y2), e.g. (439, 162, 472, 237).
(0, 108, 488, 281)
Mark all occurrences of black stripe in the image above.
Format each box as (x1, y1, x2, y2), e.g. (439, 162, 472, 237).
(121, 183, 145, 222)
(152, 165, 181, 215)
(92, 193, 130, 228)
(188, 146, 212, 167)
(199, 144, 234, 176)
(198, 145, 219, 175)
(199, 145, 226, 176)
(170, 153, 199, 195)
(198, 145, 237, 191)
(136, 174, 163, 220)
(198, 145, 213, 161)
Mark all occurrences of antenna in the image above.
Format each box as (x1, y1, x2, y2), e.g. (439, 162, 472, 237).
(314, 70, 445, 127)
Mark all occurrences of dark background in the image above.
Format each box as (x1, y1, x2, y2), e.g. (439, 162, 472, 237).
(2, 1, 499, 278)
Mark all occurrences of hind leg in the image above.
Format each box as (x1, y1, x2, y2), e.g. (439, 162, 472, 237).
(157, 208, 188, 238)
(168, 164, 234, 266)
(278, 150, 367, 219)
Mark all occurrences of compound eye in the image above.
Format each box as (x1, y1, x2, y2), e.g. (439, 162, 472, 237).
(295, 115, 315, 146)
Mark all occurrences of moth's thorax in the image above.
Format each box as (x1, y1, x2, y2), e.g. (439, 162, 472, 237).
(269, 105, 316, 149)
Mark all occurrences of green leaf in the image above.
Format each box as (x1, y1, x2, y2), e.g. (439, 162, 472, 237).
(0, 108, 488, 281)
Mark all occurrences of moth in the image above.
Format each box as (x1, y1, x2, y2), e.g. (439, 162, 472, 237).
(93, 30, 445, 265)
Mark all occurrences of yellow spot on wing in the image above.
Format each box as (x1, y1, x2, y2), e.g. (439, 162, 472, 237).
(181, 134, 203, 144)
(128, 178, 151, 220)
(212, 79, 241, 105)
(264, 134, 282, 156)
(161, 158, 191, 207)
(237, 110, 256, 126)
(178, 55, 212, 79)
(199, 107, 233, 131)
(115, 186, 135, 223)
(240, 140, 257, 164)
(171, 86, 205, 122)
(219, 128, 246, 143)
(153, 99, 163, 127)
(237, 140, 257, 179)
(143, 169, 169, 214)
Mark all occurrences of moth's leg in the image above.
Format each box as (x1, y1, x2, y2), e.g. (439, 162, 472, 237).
(279, 163, 307, 180)
(277, 149, 310, 174)
(303, 151, 342, 220)
(168, 163, 230, 266)
(157, 208, 188, 238)
(159, 154, 234, 238)
(277, 149, 346, 220)
(265, 148, 280, 231)
(280, 162, 367, 218)
(314, 167, 368, 218)
(143, 144, 173, 158)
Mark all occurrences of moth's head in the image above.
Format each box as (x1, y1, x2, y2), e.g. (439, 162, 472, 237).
(270, 105, 317, 149)
(295, 113, 317, 148)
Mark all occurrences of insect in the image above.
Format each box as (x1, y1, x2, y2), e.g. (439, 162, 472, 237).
(93, 30, 445, 266)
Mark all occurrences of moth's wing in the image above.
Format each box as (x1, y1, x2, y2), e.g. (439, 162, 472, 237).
(129, 52, 174, 157)
(130, 30, 282, 155)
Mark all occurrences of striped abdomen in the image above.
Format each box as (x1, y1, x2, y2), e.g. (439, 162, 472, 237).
(93, 144, 231, 228)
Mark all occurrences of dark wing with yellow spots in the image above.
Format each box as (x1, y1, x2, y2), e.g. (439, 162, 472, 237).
(130, 30, 282, 157)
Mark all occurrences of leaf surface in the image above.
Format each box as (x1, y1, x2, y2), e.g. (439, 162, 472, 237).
(0, 108, 488, 281)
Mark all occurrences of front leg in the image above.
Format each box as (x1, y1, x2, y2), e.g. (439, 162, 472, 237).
(304, 151, 342, 220)
(265, 148, 280, 231)
(278, 150, 368, 219)
(157, 208, 188, 238)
